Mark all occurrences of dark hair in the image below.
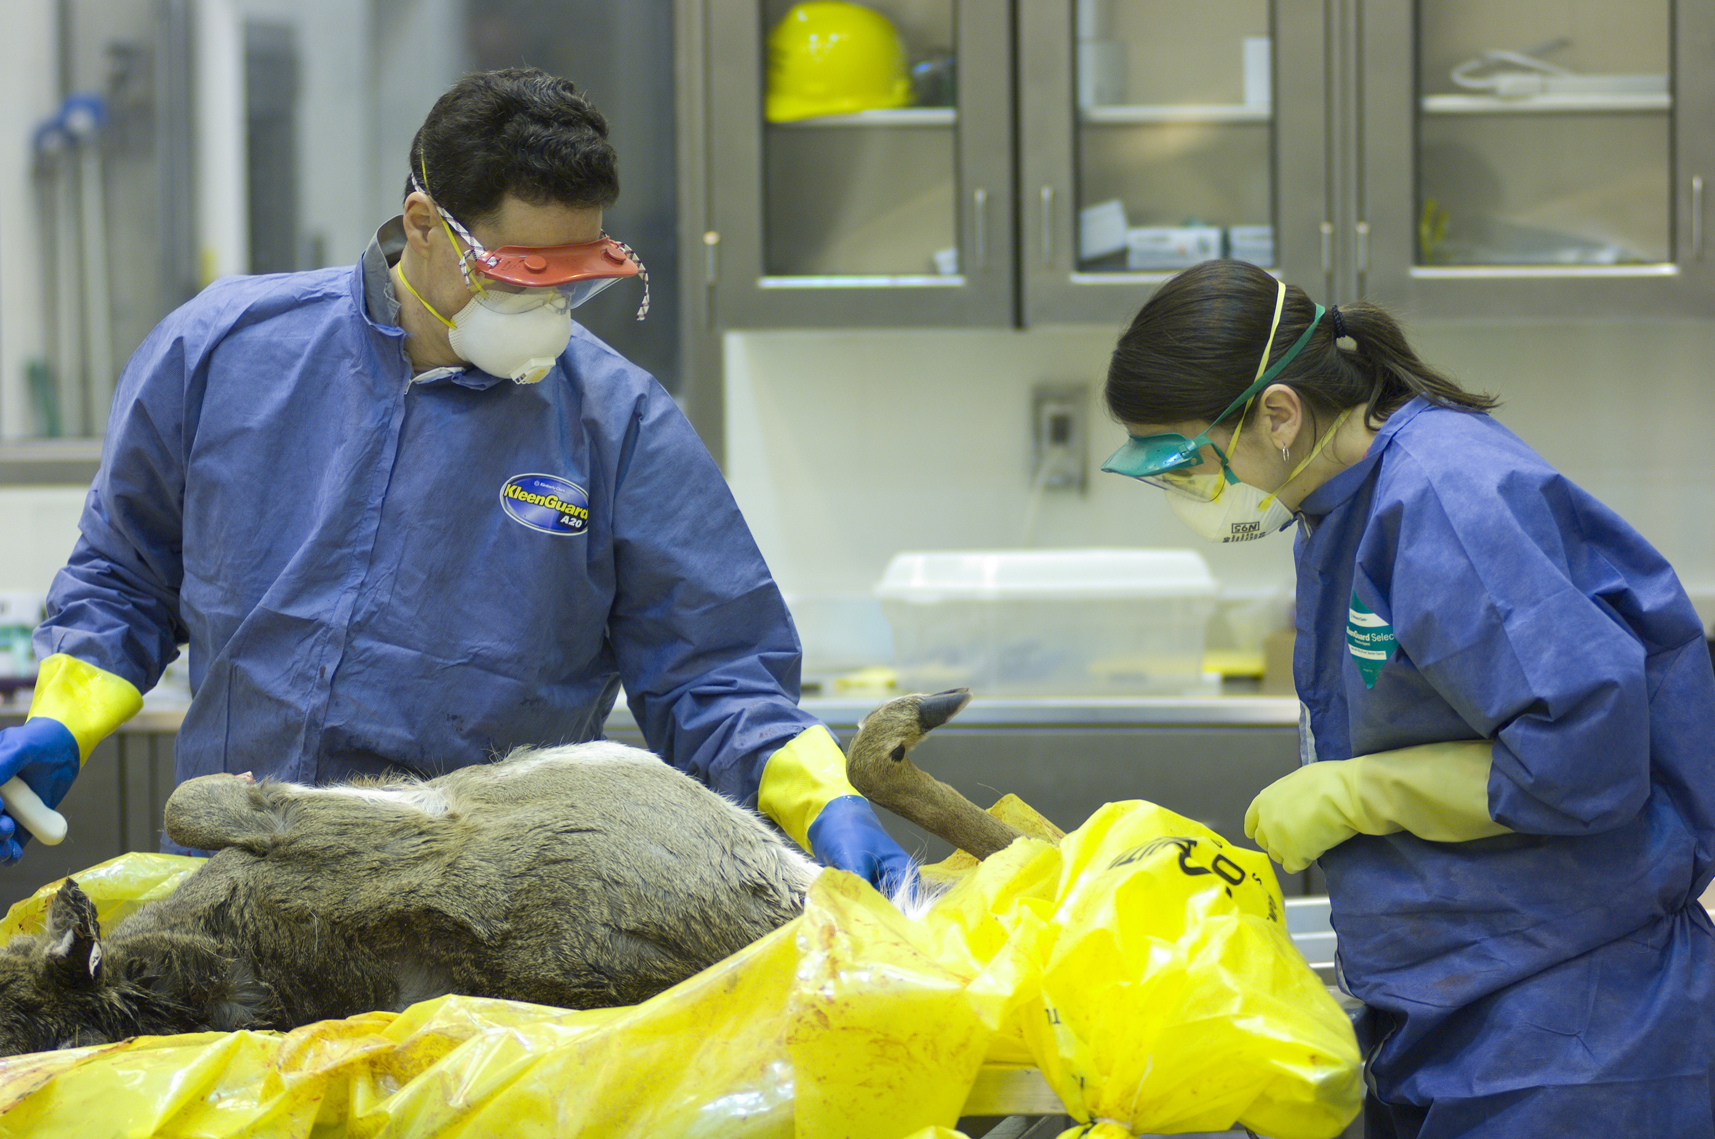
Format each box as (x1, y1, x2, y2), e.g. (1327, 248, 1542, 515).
(404, 68, 619, 224)
(1104, 260, 1497, 434)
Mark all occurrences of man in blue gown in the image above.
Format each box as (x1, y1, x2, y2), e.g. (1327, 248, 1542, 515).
(0, 68, 912, 895)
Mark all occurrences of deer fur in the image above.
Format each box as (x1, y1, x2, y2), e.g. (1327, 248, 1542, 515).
(0, 690, 1017, 1057)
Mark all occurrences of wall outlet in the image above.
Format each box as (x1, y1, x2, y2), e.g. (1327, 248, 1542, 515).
(1031, 383, 1089, 492)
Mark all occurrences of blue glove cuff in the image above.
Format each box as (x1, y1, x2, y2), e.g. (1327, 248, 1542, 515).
(3, 717, 79, 777)
(808, 795, 919, 896)
(807, 794, 868, 858)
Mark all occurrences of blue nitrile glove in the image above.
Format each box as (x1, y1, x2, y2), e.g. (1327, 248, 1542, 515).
(807, 794, 920, 897)
(0, 718, 80, 862)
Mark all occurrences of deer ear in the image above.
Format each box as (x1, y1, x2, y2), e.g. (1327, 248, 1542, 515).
(42, 878, 104, 989)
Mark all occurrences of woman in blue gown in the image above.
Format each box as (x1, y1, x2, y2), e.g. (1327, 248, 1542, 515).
(1099, 259, 1715, 1138)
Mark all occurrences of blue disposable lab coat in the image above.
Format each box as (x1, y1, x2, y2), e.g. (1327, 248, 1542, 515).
(36, 224, 820, 821)
(1293, 398, 1715, 1137)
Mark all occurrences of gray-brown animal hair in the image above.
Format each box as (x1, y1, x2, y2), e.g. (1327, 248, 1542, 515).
(0, 692, 1012, 1056)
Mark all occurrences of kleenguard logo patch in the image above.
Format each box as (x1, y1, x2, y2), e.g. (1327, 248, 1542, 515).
(500, 473, 589, 536)
(1347, 592, 1397, 689)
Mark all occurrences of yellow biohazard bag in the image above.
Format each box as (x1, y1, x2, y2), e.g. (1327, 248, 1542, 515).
(0, 801, 1360, 1139)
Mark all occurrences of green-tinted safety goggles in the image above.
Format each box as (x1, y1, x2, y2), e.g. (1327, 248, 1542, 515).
(1102, 281, 1325, 489)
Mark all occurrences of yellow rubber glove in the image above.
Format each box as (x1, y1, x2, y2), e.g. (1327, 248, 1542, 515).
(28, 653, 145, 763)
(758, 725, 915, 891)
(1244, 740, 1513, 872)
(758, 726, 855, 850)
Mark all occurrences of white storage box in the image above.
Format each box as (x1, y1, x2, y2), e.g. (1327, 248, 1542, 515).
(1226, 224, 1276, 266)
(1126, 225, 1223, 271)
(874, 549, 1218, 697)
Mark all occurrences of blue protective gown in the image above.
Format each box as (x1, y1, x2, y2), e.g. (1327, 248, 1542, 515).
(1293, 397, 1715, 1138)
(35, 221, 821, 827)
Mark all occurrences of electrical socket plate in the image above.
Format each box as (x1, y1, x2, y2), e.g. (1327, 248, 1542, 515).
(1031, 382, 1089, 492)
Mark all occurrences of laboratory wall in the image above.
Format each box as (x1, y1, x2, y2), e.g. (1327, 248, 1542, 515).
(4, 313, 1712, 674)
(724, 316, 1715, 672)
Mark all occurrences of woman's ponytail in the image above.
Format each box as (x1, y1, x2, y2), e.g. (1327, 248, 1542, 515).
(1334, 301, 1498, 426)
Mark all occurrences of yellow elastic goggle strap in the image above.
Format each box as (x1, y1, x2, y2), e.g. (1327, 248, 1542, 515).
(1256, 406, 1353, 514)
(757, 725, 860, 852)
(1255, 278, 1287, 383)
(394, 266, 456, 330)
(1207, 280, 1287, 491)
(27, 654, 145, 764)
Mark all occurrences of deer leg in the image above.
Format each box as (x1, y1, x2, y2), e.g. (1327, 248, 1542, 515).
(163, 774, 283, 853)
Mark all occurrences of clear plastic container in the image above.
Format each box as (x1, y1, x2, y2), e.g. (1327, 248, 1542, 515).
(874, 549, 1218, 696)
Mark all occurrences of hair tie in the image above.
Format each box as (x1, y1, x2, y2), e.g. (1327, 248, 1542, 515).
(1330, 305, 1348, 339)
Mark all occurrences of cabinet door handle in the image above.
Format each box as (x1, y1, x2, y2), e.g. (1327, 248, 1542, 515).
(1041, 186, 1055, 265)
(702, 230, 718, 326)
(1694, 175, 1705, 261)
(973, 187, 989, 272)
(1355, 220, 1370, 277)
(1320, 221, 1333, 274)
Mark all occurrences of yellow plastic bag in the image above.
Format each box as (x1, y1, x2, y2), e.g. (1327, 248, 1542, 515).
(1018, 801, 1363, 1139)
(0, 802, 1360, 1138)
(0, 852, 203, 940)
(0, 859, 991, 1139)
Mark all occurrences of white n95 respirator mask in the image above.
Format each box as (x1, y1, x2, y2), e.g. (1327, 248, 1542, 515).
(1167, 480, 1296, 543)
(445, 289, 574, 385)
(1163, 405, 1353, 544)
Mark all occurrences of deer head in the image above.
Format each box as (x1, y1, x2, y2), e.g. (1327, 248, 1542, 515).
(0, 879, 118, 1055)
(844, 689, 1036, 861)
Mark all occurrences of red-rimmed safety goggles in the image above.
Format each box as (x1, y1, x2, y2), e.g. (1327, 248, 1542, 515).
(412, 170, 650, 320)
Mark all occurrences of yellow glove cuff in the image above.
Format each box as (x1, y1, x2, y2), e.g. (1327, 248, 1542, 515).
(1349, 739, 1512, 843)
(27, 654, 145, 764)
(757, 725, 858, 852)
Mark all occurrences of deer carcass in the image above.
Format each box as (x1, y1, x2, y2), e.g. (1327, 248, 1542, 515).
(0, 689, 1018, 1056)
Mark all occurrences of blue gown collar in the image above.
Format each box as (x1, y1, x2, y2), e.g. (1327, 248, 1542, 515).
(355, 217, 507, 391)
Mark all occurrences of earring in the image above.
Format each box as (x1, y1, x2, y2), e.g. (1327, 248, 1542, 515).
(1281, 446, 1291, 461)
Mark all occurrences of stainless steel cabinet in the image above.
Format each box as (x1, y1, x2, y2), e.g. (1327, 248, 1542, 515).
(1030, 0, 1715, 320)
(1355, 0, 1715, 317)
(705, 0, 1017, 326)
(695, 0, 1715, 328)
(1020, 0, 1285, 326)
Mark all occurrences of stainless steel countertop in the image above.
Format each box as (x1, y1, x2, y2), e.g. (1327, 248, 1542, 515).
(736, 695, 1300, 729)
(2, 694, 1302, 733)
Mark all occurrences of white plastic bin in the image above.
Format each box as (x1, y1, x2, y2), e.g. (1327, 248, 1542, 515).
(874, 549, 1218, 697)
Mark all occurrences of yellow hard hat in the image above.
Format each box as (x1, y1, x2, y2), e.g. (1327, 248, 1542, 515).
(765, 2, 913, 122)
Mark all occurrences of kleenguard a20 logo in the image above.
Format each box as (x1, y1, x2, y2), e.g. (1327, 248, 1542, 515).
(500, 473, 590, 536)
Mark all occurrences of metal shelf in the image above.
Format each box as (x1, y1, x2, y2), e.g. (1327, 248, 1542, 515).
(1079, 103, 1272, 125)
(1420, 92, 1672, 115)
(0, 439, 103, 486)
(767, 107, 956, 128)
